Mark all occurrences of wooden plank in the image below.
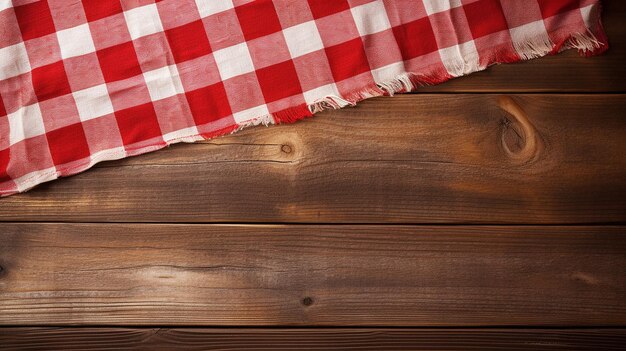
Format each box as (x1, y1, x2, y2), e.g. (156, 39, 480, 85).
(1, 224, 624, 326)
(1, 328, 626, 351)
(2, 95, 624, 224)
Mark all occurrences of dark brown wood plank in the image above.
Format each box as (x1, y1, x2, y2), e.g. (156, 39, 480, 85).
(420, 0, 626, 92)
(2, 94, 624, 224)
(1, 328, 626, 351)
(1, 224, 624, 326)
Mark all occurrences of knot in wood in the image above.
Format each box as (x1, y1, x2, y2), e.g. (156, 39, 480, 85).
(301, 297, 313, 306)
(281, 144, 293, 154)
(496, 96, 543, 165)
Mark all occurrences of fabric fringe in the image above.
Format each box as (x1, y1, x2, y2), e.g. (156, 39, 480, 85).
(513, 34, 555, 60)
(567, 31, 607, 56)
(227, 15, 608, 135)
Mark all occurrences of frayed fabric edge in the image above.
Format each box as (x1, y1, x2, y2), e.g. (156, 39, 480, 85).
(0, 20, 608, 197)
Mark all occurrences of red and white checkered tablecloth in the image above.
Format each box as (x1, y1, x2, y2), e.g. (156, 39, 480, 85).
(0, 0, 608, 196)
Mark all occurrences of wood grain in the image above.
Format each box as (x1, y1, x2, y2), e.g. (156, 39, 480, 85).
(1, 328, 626, 350)
(1, 95, 624, 223)
(1, 224, 624, 326)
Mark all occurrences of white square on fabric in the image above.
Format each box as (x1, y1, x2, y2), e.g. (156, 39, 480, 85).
(56, 23, 96, 59)
(351, 1, 392, 36)
(232, 104, 269, 124)
(580, 4, 595, 28)
(213, 42, 255, 80)
(8, 103, 45, 146)
(0, 0, 12, 11)
(303, 83, 339, 105)
(73, 84, 115, 122)
(124, 4, 164, 40)
(14, 166, 57, 191)
(0, 42, 31, 80)
(422, 0, 462, 15)
(439, 41, 480, 77)
(283, 21, 325, 58)
(509, 19, 549, 45)
(371, 61, 405, 84)
(195, 0, 234, 18)
(143, 65, 184, 101)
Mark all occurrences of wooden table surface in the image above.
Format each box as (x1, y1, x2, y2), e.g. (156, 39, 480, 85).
(1, 1, 625, 349)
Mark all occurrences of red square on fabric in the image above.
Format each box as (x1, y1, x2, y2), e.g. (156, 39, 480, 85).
(46, 123, 91, 165)
(307, 0, 350, 19)
(165, 20, 212, 63)
(536, 0, 580, 19)
(0, 95, 6, 117)
(115, 102, 163, 146)
(235, 0, 282, 41)
(82, 0, 124, 22)
(14, 1, 56, 41)
(463, 0, 508, 38)
(256, 60, 302, 103)
(325, 38, 371, 82)
(0, 148, 9, 181)
(96, 42, 142, 83)
(185, 83, 232, 126)
(392, 17, 438, 60)
(31, 61, 72, 102)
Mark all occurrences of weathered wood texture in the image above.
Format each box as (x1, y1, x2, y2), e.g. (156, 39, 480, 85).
(1, 224, 624, 326)
(1, 95, 624, 224)
(2, 328, 626, 351)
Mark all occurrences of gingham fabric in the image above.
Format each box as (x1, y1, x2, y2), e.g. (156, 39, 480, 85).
(0, 0, 607, 196)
